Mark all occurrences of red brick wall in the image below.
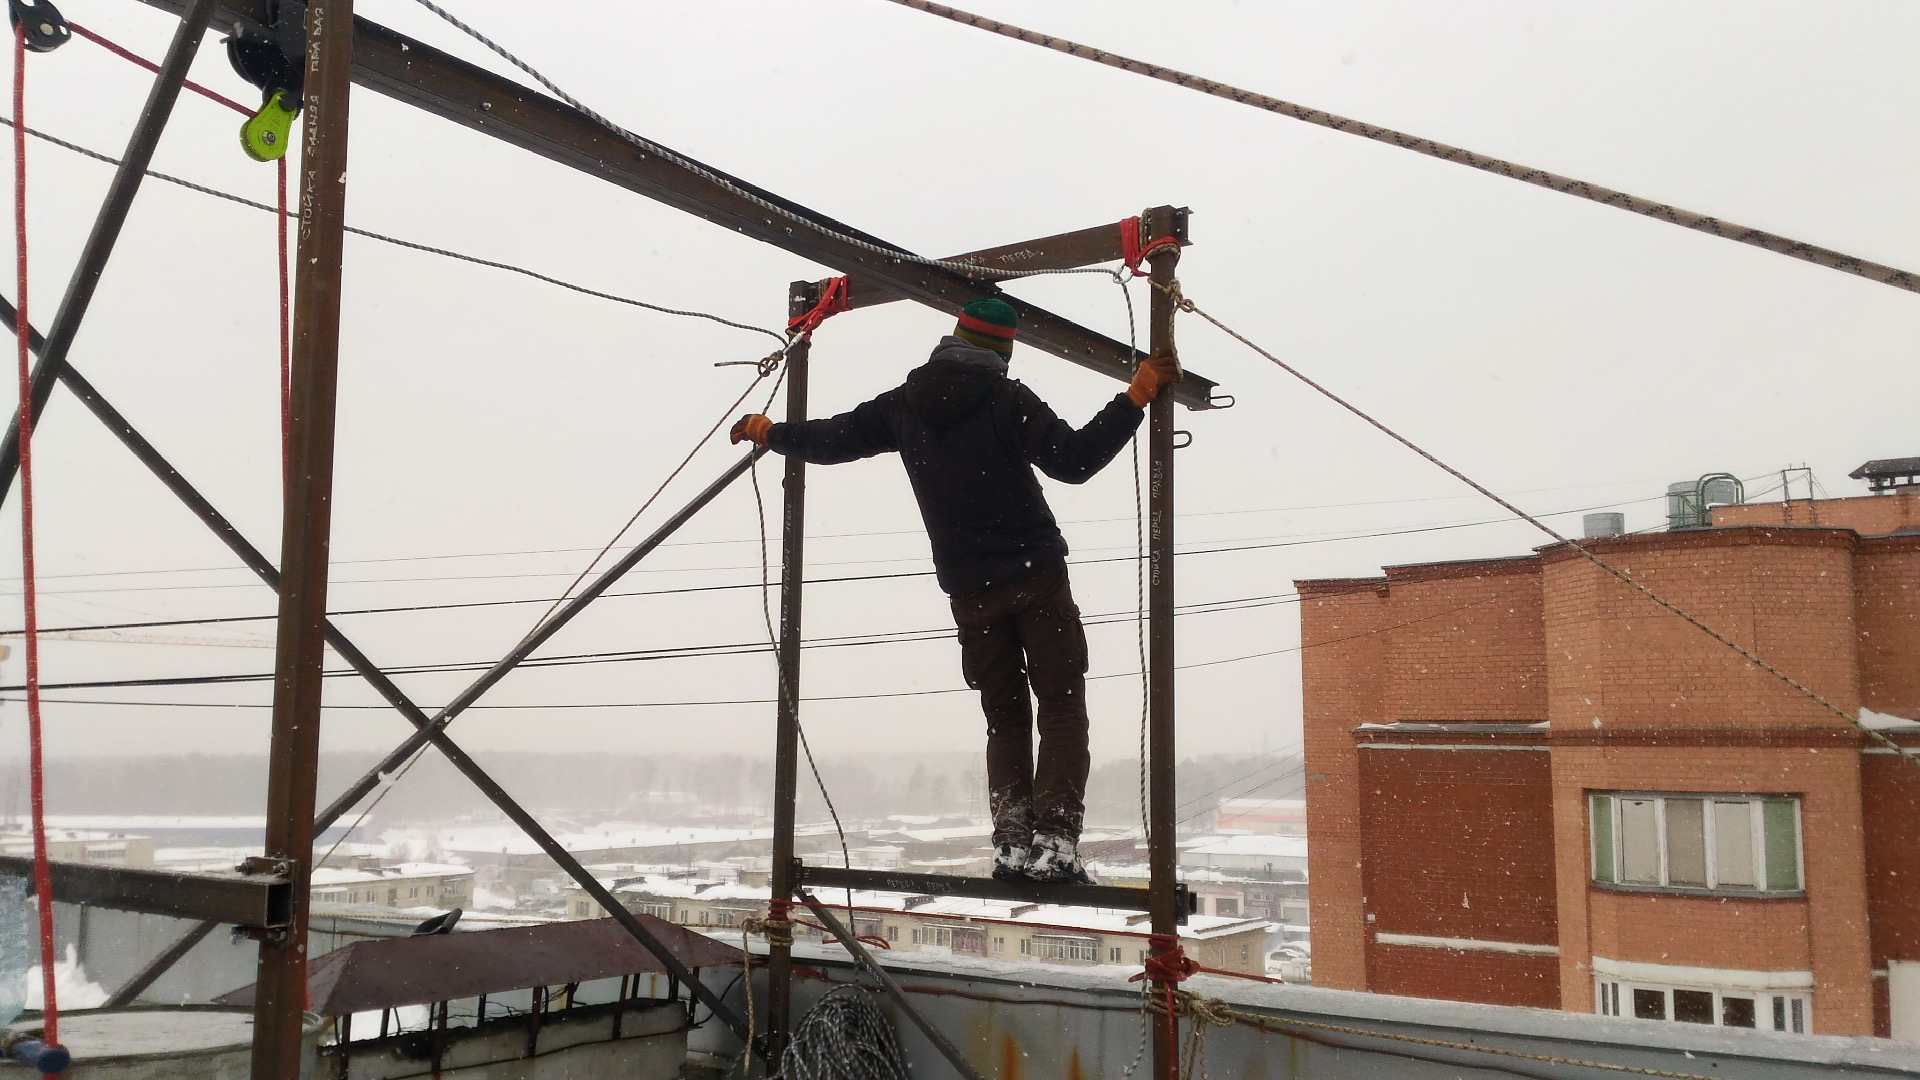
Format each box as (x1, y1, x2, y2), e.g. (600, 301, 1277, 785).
(1864, 754, 1920, 976)
(1714, 490, 1920, 535)
(1299, 579, 1390, 991)
(1542, 530, 1861, 732)
(1550, 745, 1872, 1034)
(1856, 537, 1920, 719)
(1369, 943, 1560, 1008)
(1382, 560, 1546, 721)
(1357, 747, 1556, 946)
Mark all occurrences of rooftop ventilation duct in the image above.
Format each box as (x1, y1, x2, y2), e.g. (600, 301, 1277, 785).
(1666, 473, 1744, 531)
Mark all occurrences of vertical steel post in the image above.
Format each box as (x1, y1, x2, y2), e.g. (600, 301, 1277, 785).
(765, 282, 810, 1064)
(251, 1, 354, 1075)
(1144, 206, 1182, 1080)
(0, 0, 218, 506)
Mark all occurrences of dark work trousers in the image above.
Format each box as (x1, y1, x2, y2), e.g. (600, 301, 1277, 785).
(949, 560, 1091, 848)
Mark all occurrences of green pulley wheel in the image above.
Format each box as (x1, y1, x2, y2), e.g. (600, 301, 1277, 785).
(240, 90, 298, 162)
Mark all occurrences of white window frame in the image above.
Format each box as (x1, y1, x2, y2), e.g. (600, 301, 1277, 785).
(1596, 976, 1808, 1033)
(1030, 934, 1100, 962)
(1589, 792, 1802, 894)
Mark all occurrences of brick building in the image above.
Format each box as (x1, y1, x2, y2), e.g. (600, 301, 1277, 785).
(1299, 472, 1920, 1038)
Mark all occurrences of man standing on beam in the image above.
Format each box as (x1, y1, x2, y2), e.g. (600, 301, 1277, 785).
(732, 298, 1180, 884)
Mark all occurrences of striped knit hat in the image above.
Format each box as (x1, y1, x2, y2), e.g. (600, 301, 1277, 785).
(954, 297, 1018, 358)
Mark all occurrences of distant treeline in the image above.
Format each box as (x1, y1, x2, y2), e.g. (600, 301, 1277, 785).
(20, 749, 1301, 833)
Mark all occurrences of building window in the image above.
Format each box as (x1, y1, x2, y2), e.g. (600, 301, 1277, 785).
(1589, 793, 1800, 893)
(1216, 898, 1239, 917)
(1597, 978, 1806, 1033)
(911, 923, 986, 954)
(1030, 934, 1100, 962)
(1109, 947, 1122, 963)
(575, 901, 589, 916)
(995, 937, 1005, 954)
(1019, 939, 1031, 956)
(636, 902, 670, 919)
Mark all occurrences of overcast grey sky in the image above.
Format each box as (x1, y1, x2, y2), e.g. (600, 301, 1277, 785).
(0, 0, 1915, 769)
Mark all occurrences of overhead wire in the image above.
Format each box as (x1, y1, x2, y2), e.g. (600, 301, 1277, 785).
(0, 113, 786, 346)
(0, 484, 1689, 603)
(0, 472, 1703, 588)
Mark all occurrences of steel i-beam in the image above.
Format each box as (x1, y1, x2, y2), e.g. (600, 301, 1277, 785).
(251, 0, 356, 1074)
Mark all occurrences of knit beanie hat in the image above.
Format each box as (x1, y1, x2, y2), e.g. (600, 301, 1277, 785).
(954, 297, 1019, 359)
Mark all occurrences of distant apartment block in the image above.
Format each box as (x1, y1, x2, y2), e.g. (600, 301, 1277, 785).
(1298, 469, 1920, 1038)
(310, 863, 475, 911)
(0, 829, 155, 866)
(561, 873, 1272, 977)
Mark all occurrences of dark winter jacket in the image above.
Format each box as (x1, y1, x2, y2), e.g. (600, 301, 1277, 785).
(766, 336, 1144, 596)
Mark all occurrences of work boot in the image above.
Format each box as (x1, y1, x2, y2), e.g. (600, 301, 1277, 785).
(1026, 834, 1095, 885)
(992, 842, 1032, 882)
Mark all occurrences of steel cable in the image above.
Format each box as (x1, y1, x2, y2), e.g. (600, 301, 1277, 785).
(882, 0, 1920, 296)
(1168, 281, 1920, 769)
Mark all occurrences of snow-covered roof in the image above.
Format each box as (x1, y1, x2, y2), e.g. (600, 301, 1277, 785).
(1861, 708, 1919, 730)
(1179, 835, 1310, 859)
(310, 863, 474, 887)
(612, 875, 1268, 940)
(425, 823, 776, 856)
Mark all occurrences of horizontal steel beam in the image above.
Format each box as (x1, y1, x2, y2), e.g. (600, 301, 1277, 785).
(131, 0, 1221, 408)
(796, 862, 1193, 922)
(835, 212, 1171, 311)
(0, 855, 289, 927)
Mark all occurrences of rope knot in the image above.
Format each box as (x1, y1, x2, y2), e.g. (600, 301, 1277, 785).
(1131, 934, 1200, 984)
(739, 915, 794, 947)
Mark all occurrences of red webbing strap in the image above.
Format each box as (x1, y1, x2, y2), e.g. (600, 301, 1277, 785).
(786, 275, 848, 339)
(1119, 215, 1182, 278)
(13, 21, 61, 1055)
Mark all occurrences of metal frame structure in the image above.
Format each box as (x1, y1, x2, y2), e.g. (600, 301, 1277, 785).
(3, 3, 1225, 1076)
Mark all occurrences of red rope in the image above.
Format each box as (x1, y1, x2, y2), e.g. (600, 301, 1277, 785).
(69, 23, 293, 487)
(277, 158, 289, 489)
(67, 23, 251, 115)
(786, 275, 848, 339)
(13, 22, 61, 1056)
(1118, 215, 1182, 277)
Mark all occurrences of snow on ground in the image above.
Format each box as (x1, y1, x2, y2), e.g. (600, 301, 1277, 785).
(470, 886, 518, 911)
(1861, 708, 1919, 730)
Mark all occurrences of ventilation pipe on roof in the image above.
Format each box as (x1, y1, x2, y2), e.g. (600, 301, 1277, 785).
(1666, 474, 1744, 530)
(1583, 513, 1626, 539)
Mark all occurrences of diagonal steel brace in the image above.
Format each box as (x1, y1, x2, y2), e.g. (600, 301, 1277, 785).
(0, 0, 219, 506)
(0, 296, 764, 1048)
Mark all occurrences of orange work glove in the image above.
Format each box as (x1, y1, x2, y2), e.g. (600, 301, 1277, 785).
(1127, 352, 1183, 407)
(729, 414, 773, 445)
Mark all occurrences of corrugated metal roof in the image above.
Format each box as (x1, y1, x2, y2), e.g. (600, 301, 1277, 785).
(217, 916, 741, 1015)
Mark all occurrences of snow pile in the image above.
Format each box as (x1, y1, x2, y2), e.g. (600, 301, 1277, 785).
(1860, 709, 1920, 730)
(25, 944, 108, 1010)
(470, 886, 517, 912)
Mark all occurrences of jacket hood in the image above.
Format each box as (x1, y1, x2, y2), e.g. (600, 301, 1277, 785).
(904, 336, 1009, 429)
